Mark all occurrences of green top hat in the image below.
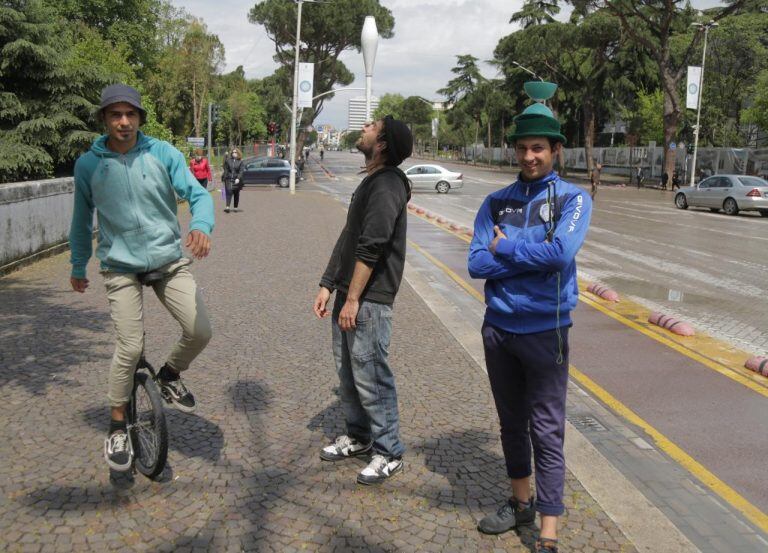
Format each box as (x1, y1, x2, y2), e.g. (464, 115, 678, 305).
(509, 81, 565, 143)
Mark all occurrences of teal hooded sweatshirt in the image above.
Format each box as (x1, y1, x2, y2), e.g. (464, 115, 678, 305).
(69, 132, 215, 278)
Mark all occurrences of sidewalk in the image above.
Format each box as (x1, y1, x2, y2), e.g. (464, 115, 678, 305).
(0, 188, 637, 552)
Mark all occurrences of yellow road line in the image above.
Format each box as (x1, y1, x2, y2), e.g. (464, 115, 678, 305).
(579, 294, 768, 398)
(407, 240, 484, 303)
(407, 213, 768, 533)
(408, 208, 767, 393)
(570, 366, 768, 533)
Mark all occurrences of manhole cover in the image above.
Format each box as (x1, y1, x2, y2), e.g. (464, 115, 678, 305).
(567, 414, 608, 432)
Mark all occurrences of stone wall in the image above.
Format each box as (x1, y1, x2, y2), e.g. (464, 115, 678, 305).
(0, 178, 76, 272)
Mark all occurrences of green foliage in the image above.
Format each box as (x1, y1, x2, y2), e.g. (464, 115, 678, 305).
(622, 89, 664, 144)
(0, 1, 93, 182)
(742, 70, 768, 131)
(373, 93, 405, 121)
(510, 0, 560, 27)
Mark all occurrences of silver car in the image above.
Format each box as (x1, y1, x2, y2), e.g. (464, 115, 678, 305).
(674, 175, 768, 216)
(404, 164, 463, 194)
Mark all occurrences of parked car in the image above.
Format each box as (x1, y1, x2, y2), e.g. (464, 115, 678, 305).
(674, 174, 768, 216)
(403, 164, 463, 194)
(241, 157, 292, 188)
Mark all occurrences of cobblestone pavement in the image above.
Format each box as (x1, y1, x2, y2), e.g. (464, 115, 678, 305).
(0, 187, 636, 552)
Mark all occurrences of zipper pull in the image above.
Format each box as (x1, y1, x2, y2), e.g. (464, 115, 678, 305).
(526, 184, 530, 196)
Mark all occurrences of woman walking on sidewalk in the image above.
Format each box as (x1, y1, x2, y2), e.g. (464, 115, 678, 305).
(189, 148, 212, 189)
(222, 148, 244, 213)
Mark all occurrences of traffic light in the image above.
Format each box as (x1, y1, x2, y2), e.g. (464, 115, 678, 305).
(268, 121, 277, 135)
(211, 104, 219, 122)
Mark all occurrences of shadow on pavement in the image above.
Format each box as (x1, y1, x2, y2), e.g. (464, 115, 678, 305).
(0, 276, 112, 396)
(80, 406, 224, 462)
(306, 396, 345, 441)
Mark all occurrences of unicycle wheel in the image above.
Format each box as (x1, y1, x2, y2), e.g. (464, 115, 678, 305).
(129, 371, 168, 478)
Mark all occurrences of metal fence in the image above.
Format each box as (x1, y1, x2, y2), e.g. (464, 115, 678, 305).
(461, 144, 768, 181)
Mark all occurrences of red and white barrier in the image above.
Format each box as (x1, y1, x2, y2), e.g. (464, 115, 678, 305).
(744, 356, 768, 377)
(586, 283, 620, 302)
(416, 207, 425, 215)
(648, 312, 695, 336)
(437, 217, 447, 224)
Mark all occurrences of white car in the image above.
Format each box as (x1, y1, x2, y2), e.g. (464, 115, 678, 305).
(404, 164, 464, 194)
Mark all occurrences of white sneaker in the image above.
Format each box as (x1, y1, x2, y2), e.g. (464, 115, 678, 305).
(357, 454, 403, 485)
(104, 430, 133, 472)
(320, 435, 372, 461)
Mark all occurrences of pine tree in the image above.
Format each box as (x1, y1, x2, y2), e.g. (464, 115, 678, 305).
(0, 0, 94, 182)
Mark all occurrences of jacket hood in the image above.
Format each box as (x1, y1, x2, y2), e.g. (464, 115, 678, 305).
(90, 131, 156, 157)
(371, 165, 412, 201)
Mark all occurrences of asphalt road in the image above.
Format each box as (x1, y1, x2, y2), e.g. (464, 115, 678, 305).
(315, 151, 768, 357)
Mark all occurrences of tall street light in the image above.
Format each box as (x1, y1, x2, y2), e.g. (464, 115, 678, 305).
(361, 16, 379, 122)
(289, 0, 320, 195)
(689, 20, 718, 186)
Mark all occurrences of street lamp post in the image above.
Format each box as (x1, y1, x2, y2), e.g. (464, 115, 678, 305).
(361, 16, 379, 122)
(689, 20, 718, 186)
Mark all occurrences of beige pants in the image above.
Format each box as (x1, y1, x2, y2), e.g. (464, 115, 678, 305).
(103, 258, 212, 407)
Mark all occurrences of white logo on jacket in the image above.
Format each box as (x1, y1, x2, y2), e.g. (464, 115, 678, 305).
(568, 195, 583, 232)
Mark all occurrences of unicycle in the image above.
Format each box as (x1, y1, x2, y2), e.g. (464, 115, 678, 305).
(127, 270, 169, 479)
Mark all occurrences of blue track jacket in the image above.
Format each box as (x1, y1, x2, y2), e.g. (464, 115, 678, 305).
(468, 171, 592, 334)
(69, 132, 215, 278)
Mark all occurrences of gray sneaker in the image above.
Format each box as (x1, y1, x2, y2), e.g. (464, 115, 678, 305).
(320, 435, 372, 461)
(356, 454, 403, 485)
(104, 430, 133, 472)
(477, 497, 535, 534)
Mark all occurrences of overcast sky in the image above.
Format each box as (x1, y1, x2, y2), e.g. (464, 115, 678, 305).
(170, 0, 726, 130)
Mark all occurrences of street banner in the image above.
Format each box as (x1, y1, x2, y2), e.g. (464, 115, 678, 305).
(298, 63, 314, 108)
(431, 117, 439, 139)
(686, 66, 702, 110)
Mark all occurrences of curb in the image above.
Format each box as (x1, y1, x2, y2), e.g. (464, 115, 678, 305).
(586, 283, 620, 302)
(648, 312, 696, 336)
(745, 356, 768, 377)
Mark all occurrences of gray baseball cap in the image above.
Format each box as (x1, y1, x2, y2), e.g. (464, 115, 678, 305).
(98, 83, 147, 123)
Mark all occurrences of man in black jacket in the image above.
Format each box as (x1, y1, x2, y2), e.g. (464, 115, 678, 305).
(313, 115, 413, 485)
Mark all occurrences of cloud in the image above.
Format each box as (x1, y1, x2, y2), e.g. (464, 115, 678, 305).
(169, 0, 728, 129)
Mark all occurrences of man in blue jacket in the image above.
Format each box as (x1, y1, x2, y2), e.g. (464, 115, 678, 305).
(468, 102, 592, 553)
(68, 84, 215, 472)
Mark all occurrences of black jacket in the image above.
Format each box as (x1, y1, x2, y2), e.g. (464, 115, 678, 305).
(320, 166, 411, 305)
(223, 157, 244, 188)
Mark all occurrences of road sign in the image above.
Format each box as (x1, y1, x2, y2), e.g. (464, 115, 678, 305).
(670, 142, 676, 150)
(187, 137, 205, 147)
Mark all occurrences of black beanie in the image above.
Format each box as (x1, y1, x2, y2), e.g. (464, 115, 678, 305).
(382, 115, 413, 167)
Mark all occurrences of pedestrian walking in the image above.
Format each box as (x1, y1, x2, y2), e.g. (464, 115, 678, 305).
(590, 161, 602, 200)
(222, 147, 244, 213)
(468, 99, 592, 553)
(319, 144, 325, 161)
(68, 84, 214, 472)
(661, 171, 669, 190)
(190, 148, 212, 189)
(635, 165, 644, 189)
(671, 170, 681, 190)
(312, 115, 413, 485)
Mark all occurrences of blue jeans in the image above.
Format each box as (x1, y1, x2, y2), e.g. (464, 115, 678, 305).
(332, 294, 405, 459)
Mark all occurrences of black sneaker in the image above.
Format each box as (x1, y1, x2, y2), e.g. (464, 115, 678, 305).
(320, 435, 372, 461)
(104, 430, 133, 472)
(356, 454, 403, 485)
(158, 368, 196, 413)
(536, 538, 559, 553)
(477, 497, 536, 534)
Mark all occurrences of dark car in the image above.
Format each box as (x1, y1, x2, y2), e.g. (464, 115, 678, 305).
(241, 157, 292, 188)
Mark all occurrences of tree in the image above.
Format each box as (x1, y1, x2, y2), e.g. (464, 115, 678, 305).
(341, 130, 361, 150)
(248, 0, 395, 129)
(373, 93, 405, 121)
(510, 0, 560, 28)
(568, 0, 747, 179)
(0, 0, 94, 182)
(439, 55, 487, 155)
(742, 70, 768, 132)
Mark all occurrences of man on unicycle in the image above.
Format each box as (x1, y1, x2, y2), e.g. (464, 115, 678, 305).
(68, 84, 215, 472)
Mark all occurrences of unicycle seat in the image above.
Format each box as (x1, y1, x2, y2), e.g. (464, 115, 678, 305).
(137, 270, 165, 286)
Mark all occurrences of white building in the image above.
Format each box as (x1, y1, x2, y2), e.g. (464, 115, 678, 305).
(347, 96, 379, 131)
